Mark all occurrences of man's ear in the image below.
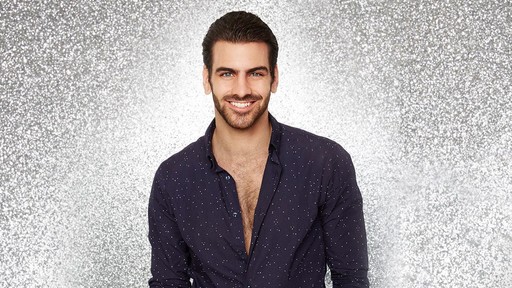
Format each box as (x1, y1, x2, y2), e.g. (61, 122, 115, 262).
(271, 65, 279, 93)
(203, 65, 211, 95)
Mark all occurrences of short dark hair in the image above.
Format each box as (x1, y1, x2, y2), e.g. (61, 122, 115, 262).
(202, 11, 279, 80)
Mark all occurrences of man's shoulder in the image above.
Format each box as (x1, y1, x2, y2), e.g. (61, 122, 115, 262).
(155, 135, 207, 175)
(277, 122, 357, 183)
(279, 122, 351, 159)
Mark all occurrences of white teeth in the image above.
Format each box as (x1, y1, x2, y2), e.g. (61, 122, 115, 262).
(230, 102, 251, 108)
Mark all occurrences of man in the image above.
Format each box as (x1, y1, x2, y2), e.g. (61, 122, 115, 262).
(148, 11, 369, 287)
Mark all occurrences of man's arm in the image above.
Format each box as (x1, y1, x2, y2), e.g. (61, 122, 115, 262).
(321, 151, 369, 287)
(148, 168, 191, 288)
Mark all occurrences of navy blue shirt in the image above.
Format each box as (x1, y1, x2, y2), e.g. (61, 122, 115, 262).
(148, 115, 369, 287)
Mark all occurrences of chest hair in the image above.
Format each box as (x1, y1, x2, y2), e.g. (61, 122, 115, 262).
(220, 154, 268, 254)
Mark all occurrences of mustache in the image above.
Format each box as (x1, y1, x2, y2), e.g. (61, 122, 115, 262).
(223, 94, 263, 102)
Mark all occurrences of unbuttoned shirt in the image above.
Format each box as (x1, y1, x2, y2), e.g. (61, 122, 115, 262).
(148, 115, 369, 287)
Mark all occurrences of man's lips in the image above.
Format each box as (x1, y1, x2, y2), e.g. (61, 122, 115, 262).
(229, 101, 254, 108)
(224, 95, 261, 111)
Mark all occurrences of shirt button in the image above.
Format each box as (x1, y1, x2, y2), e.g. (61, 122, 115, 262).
(232, 212, 238, 217)
(226, 175, 231, 180)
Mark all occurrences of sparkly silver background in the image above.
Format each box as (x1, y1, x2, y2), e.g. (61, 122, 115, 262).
(1, 0, 511, 287)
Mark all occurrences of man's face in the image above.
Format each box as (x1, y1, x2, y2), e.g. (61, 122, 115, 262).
(203, 41, 278, 130)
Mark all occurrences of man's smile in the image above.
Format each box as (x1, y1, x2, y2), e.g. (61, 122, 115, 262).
(228, 101, 255, 108)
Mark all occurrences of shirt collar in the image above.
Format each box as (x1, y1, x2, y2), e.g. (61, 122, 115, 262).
(204, 113, 282, 171)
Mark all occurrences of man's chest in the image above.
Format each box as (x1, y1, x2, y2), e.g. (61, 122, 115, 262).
(171, 163, 324, 248)
(226, 158, 266, 209)
(221, 157, 267, 252)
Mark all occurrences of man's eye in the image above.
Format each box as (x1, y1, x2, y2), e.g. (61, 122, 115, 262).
(221, 72, 233, 77)
(250, 72, 263, 77)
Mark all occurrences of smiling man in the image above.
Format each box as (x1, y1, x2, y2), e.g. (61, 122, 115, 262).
(148, 11, 369, 288)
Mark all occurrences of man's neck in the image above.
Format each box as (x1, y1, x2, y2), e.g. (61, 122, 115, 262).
(212, 112, 272, 161)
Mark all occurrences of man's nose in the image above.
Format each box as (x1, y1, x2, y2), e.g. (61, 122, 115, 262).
(232, 75, 251, 97)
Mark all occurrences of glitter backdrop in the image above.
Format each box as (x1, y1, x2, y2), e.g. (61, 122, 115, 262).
(1, 1, 511, 287)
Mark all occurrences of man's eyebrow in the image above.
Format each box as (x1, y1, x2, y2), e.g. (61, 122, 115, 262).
(215, 67, 236, 73)
(247, 66, 269, 73)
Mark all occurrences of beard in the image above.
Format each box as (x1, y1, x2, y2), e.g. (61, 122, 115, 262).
(212, 91, 271, 130)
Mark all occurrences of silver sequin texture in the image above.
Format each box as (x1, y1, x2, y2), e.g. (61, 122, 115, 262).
(1, 1, 510, 287)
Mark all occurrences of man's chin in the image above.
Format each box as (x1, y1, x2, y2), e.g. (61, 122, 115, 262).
(226, 117, 257, 130)
(222, 111, 259, 130)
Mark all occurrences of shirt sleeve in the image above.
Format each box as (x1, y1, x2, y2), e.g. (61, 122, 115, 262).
(148, 167, 191, 288)
(321, 151, 369, 288)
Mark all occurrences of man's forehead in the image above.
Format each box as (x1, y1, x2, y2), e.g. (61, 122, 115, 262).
(211, 41, 270, 68)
